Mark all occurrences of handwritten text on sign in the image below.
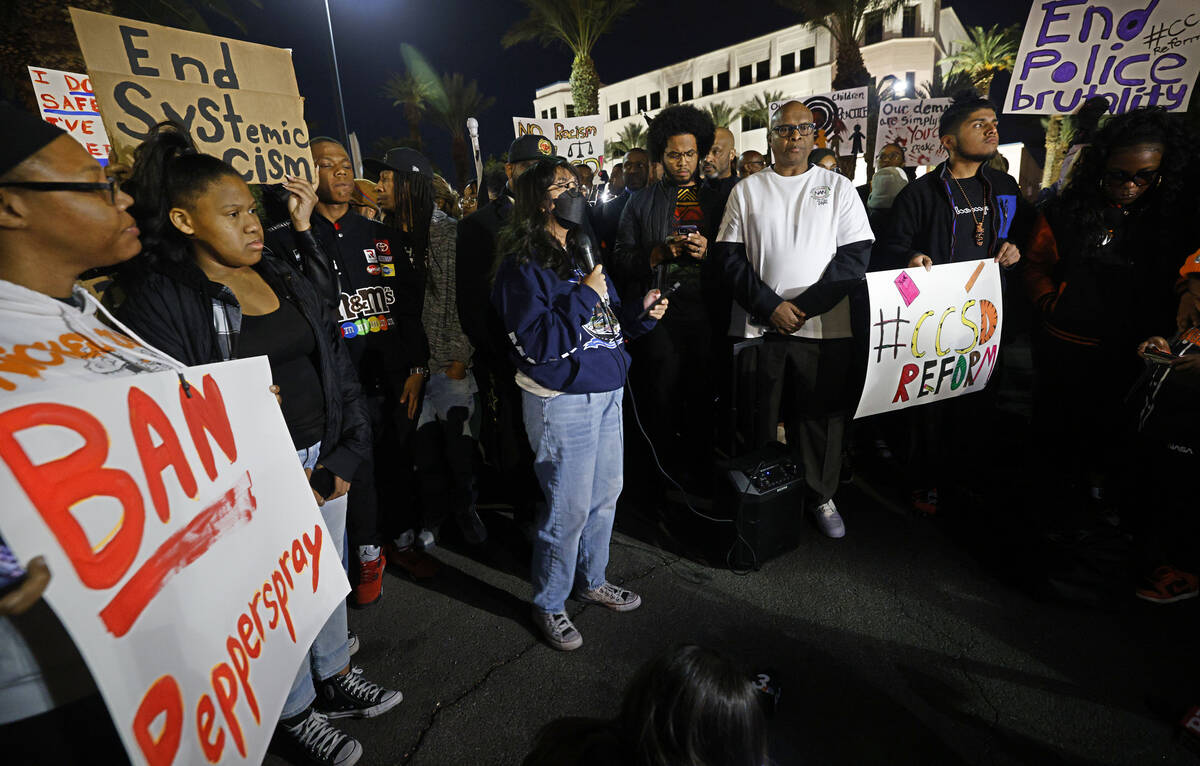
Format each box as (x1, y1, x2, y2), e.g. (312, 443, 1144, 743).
(874, 98, 951, 167)
(70, 8, 312, 183)
(27, 66, 113, 166)
(513, 115, 605, 172)
(855, 260, 1004, 419)
(1005, 0, 1200, 115)
(0, 359, 347, 765)
(769, 87, 869, 157)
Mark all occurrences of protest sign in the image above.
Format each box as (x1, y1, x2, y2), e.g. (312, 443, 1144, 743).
(27, 66, 113, 166)
(769, 87, 869, 156)
(874, 98, 951, 166)
(1005, 0, 1200, 115)
(513, 115, 605, 171)
(855, 259, 1004, 419)
(0, 358, 348, 765)
(70, 8, 312, 183)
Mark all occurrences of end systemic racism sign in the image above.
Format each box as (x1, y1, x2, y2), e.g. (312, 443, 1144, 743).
(513, 115, 605, 171)
(1005, 0, 1200, 115)
(69, 8, 313, 183)
(855, 260, 1004, 419)
(0, 358, 348, 765)
(27, 67, 113, 166)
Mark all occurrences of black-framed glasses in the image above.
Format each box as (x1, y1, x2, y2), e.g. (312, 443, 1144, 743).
(1102, 168, 1160, 188)
(772, 123, 817, 138)
(548, 179, 580, 192)
(0, 179, 121, 205)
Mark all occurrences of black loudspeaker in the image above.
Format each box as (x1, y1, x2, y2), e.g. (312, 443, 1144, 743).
(715, 442, 806, 570)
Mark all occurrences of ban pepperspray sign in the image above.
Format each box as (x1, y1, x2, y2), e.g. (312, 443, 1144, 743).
(1005, 0, 1200, 115)
(70, 8, 313, 182)
(855, 260, 1004, 419)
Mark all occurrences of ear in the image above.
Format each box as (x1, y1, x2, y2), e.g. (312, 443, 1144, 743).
(0, 188, 30, 231)
(941, 134, 956, 156)
(168, 207, 196, 236)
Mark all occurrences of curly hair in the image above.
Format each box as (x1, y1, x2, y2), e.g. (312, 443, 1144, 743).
(1053, 107, 1198, 253)
(647, 105, 715, 168)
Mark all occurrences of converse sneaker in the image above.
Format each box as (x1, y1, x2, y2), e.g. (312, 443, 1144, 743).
(315, 666, 403, 719)
(576, 582, 642, 612)
(346, 631, 359, 657)
(272, 708, 362, 766)
(811, 499, 846, 538)
(534, 609, 583, 651)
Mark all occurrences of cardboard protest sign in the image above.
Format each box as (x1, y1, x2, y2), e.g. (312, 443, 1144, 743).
(70, 8, 312, 182)
(513, 115, 605, 171)
(874, 98, 951, 166)
(27, 66, 113, 166)
(855, 259, 1003, 419)
(769, 87, 869, 156)
(1005, 0, 1200, 115)
(0, 358, 348, 765)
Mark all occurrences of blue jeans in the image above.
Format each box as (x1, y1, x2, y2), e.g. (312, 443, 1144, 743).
(522, 388, 624, 614)
(282, 442, 351, 719)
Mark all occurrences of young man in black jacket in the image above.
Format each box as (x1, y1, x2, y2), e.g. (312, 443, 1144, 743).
(266, 138, 432, 600)
(875, 92, 1027, 515)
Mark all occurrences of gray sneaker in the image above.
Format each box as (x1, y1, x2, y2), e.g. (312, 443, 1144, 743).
(811, 499, 845, 538)
(576, 582, 642, 612)
(534, 609, 583, 651)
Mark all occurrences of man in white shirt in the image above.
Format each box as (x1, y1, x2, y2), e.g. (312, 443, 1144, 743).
(716, 100, 874, 538)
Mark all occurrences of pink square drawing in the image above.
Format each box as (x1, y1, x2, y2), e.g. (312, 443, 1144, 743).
(894, 271, 920, 307)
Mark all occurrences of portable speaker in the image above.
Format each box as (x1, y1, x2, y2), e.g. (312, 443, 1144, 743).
(715, 442, 805, 570)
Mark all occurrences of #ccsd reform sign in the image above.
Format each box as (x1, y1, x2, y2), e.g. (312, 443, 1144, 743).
(855, 260, 1004, 420)
(0, 358, 348, 765)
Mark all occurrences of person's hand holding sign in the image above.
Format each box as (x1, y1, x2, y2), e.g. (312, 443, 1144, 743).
(994, 241, 1021, 267)
(0, 556, 50, 617)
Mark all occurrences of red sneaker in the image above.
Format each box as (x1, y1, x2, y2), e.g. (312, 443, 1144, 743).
(351, 551, 385, 608)
(911, 488, 938, 516)
(384, 542, 440, 580)
(1136, 565, 1199, 604)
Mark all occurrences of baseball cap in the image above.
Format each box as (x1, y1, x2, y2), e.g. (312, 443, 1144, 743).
(509, 134, 557, 163)
(364, 146, 433, 180)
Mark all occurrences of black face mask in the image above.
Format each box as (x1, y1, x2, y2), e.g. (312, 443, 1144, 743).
(552, 189, 588, 228)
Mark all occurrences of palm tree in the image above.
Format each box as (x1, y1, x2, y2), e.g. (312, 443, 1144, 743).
(702, 101, 736, 129)
(737, 90, 784, 132)
(777, 0, 903, 89)
(426, 73, 495, 188)
(917, 65, 974, 99)
(382, 71, 433, 151)
(939, 25, 1020, 98)
(502, 0, 638, 116)
(612, 122, 647, 154)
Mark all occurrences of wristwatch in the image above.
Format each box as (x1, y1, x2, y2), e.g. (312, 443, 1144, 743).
(410, 366, 430, 380)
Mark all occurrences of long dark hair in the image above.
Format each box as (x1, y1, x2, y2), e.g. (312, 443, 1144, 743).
(384, 170, 434, 274)
(124, 122, 243, 269)
(619, 645, 768, 766)
(496, 156, 575, 280)
(1054, 107, 1194, 252)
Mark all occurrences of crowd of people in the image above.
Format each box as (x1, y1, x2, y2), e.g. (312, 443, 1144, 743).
(1, 82, 1200, 765)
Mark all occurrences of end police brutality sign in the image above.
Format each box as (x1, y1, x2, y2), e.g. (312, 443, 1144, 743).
(1005, 0, 1200, 115)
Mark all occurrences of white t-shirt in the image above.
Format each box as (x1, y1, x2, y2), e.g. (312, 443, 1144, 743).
(717, 166, 874, 339)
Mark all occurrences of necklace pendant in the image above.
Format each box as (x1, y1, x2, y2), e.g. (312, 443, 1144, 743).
(974, 221, 984, 247)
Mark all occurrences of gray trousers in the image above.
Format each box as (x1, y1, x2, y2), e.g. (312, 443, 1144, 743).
(747, 336, 855, 503)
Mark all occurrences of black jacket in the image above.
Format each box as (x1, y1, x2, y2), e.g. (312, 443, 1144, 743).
(266, 211, 428, 390)
(879, 160, 1031, 270)
(114, 253, 370, 482)
(457, 193, 514, 370)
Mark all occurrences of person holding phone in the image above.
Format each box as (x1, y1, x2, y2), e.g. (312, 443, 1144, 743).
(112, 123, 401, 766)
(492, 157, 668, 651)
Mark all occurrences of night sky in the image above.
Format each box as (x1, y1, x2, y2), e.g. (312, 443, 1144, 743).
(201, 0, 1035, 182)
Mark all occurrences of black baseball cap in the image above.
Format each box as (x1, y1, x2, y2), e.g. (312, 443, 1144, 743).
(0, 102, 71, 178)
(364, 146, 433, 180)
(508, 134, 557, 163)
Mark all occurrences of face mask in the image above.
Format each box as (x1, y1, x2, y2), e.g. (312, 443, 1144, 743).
(552, 189, 588, 228)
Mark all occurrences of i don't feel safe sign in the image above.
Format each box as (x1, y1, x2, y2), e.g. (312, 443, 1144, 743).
(1006, 0, 1200, 115)
(0, 358, 348, 765)
(856, 260, 1004, 419)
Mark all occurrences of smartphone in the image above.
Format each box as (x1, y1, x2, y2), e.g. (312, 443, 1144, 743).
(309, 466, 336, 499)
(671, 224, 699, 241)
(1144, 348, 1178, 365)
(0, 544, 27, 595)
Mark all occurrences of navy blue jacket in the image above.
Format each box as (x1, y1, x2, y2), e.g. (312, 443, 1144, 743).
(492, 254, 656, 394)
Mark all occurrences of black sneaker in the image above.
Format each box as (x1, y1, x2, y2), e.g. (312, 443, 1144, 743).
(315, 666, 403, 719)
(272, 708, 362, 766)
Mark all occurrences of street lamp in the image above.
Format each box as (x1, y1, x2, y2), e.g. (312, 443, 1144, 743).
(323, 0, 351, 148)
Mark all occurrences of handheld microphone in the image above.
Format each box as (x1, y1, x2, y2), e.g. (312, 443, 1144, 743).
(574, 228, 598, 272)
(638, 281, 680, 319)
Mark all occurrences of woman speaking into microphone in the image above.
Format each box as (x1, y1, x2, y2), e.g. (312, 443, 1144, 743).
(492, 157, 668, 651)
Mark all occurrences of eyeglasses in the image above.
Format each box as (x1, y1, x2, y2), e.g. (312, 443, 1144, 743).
(772, 123, 817, 138)
(664, 150, 698, 162)
(548, 180, 579, 192)
(1102, 168, 1160, 188)
(0, 178, 122, 205)
(813, 163, 843, 174)
(742, 160, 767, 168)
